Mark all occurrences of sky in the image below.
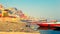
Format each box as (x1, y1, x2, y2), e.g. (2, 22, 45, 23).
(0, 0, 60, 21)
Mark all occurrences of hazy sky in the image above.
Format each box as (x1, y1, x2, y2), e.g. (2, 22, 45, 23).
(0, 0, 60, 20)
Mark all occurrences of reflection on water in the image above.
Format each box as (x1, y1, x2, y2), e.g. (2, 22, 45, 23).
(39, 30, 60, 34)
(39, 27, 60, 34)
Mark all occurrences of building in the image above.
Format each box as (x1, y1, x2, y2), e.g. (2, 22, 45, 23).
(39, 18, 47, 23)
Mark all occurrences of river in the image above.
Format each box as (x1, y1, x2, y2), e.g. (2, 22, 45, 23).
(39, 30, 60, 34)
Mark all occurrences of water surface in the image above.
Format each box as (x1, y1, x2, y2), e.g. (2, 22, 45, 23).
(39, 30, 60, 34)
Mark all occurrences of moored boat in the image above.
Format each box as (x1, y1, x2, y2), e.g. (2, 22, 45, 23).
(37, 22, 60, 30)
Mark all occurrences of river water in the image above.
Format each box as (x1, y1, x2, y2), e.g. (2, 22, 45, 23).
(39, 30, 60, 34)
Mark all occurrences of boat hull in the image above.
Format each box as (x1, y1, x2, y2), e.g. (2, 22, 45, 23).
(37, 23, 60, 30)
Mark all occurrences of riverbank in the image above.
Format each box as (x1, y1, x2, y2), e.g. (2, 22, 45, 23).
(0, 20, 40, 34)
(0, 32, 40, 34)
